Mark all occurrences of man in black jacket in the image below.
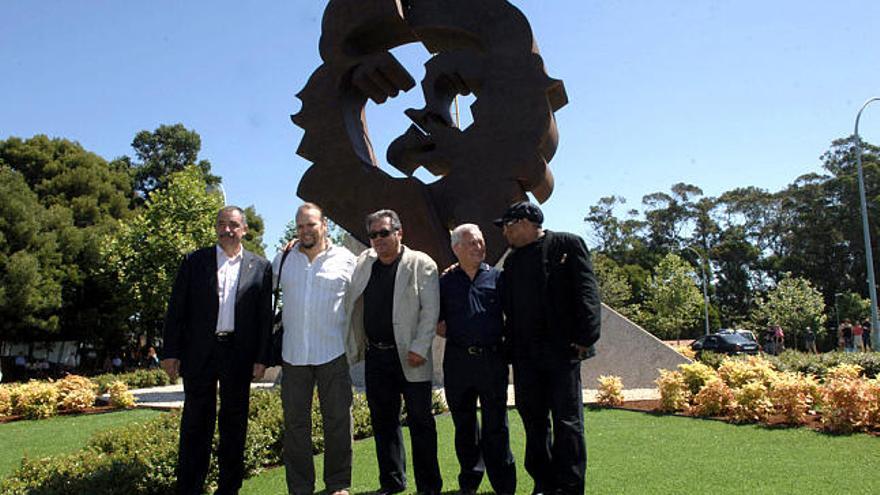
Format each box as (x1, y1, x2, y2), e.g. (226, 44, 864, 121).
(495, 201, 601, 495)
(162, 206, 273, 495)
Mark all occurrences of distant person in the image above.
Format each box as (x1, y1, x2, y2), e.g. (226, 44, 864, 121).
(841, 319, 854, 353)
(852, 321, 864, 352)
(863, 321, 873, 352)
(162, 205, 273, 495)
(145, 347, 160, 369)
(804, 326, 817, 354)
(772, 324, 785, 353)
(438, 224, 516, 495)
(14, 353, 27, 369)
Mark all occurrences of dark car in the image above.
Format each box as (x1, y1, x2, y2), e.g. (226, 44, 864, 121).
(691, 332, 760, 356)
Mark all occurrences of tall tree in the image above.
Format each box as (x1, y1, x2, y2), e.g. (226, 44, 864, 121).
(128, 123, 221, 197)
(642, 253, 703, 340)
(750, 274, 827, 349)
(102, 166, 224, 343)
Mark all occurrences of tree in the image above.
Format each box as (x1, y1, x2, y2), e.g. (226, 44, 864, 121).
(102, 166, 224, 343)
(592, 253, 640, 320)
(0, 136, 134, 343)
(128, 123, 221, 197)
(642, 253, 703, 341)
(750, 274, 827, 350)
(241, 205, 266, 257)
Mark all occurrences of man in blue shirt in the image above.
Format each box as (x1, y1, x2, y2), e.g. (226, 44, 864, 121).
(438, 224, 515, 495)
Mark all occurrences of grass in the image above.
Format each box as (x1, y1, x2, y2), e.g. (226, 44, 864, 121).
(242, 408, 880, 494)
(0, 409, 162, 479)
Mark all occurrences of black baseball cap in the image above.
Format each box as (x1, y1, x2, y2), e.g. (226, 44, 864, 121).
(493, 201, 544, 226)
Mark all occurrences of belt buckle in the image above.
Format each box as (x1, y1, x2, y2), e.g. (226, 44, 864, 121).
(466, 346, 483, 356)
(216, 331, 233, 343)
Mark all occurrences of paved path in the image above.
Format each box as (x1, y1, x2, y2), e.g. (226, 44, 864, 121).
(128, 383, 658, 410)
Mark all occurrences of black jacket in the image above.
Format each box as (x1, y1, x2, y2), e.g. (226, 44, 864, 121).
(501, 230, 601, 352)
(162, 246, 273, 377)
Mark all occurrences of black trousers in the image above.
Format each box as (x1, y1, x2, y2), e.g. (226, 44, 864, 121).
(443, 345, 516, 494)
(513, 350, 586, 495)
(177, 340, 252, 495)
(364, 346, 441, 493)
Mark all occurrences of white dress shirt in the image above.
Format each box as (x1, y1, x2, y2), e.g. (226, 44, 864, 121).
(216, 245, 243, 333)
(272, 242, 356, 366)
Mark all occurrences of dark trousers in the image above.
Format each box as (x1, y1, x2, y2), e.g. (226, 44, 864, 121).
(177, 340, 252, 495)
(281, 355, 353, 494)
(513, 351, 586, 495)
(364, 347, 441, 493)
(443, 345, 516, 494)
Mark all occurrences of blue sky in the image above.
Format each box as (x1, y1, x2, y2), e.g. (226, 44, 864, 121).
(2, 1, 879, 250)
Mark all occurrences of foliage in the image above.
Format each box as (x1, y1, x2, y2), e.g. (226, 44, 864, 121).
(764, 350, 880, 379)
(15, 381, 59, 419)
(825, 363, 863, 381)
(670, 343, 695, 360)
(864, 379, 880, 430)
(730, 381, 773, 423)
(642, 253, 703, 340)
(750, 274, 827, 347)
(596, 375, 625, 407)
(102, 166, 223, 340)
(655, 369, 689, 413)
(90, 369, 171, 394)
(695, 350, 725, 369)
(688, 378, 733, 417)
(0, 385, 13, 416)
(592, 254, 638, 318)
(55, 375, 97, 412)
(769, 372, 819, 425)
(677, 362, 716, 396)
(107, 381, 136, 409)
(0, 136, 133, 343)
(819, 375, 869, 434)
(127, 123, 221, 197)
(716, 355, 776, 389)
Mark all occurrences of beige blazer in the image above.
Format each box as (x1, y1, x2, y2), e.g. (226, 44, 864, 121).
(345, 245, 440, 382)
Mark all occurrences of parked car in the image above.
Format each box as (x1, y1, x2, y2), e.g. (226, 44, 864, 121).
(717, 328, 757, 343)
(691, 332, 760, 356)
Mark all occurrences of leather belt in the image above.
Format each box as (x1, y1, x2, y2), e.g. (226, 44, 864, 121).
(216, 331, 234, 343)
(367, 340, 396, 351)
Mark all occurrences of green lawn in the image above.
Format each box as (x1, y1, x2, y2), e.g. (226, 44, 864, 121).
(243, 408, 880, 494)
(0, 409, 162, 478)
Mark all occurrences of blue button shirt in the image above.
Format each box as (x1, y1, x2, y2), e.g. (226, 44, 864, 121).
(439, 263, 504, 347)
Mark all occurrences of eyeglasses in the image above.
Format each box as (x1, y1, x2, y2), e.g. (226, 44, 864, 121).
(368, 228, 397, 240)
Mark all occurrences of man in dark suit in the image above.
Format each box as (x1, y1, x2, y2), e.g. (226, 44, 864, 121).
(162, 205, 273, 495)
(496, 201, 601, 495)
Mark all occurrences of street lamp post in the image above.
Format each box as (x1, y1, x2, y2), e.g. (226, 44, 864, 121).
(854, 97, 880, 352)
(686, 246, 711, 336)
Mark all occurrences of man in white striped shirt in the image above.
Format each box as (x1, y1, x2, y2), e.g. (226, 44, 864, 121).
(272, 202, 356, 495)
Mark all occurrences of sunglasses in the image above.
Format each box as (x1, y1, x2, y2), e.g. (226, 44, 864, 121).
(502, 218, 522, 228)
(368, 228, 397, 240)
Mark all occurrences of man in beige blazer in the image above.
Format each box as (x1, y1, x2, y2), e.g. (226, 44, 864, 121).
(345, 209, 442, 495)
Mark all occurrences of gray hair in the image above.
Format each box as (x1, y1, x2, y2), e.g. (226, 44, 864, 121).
(365, 209, 402, 232)
(450, 223, 482, 248)
(217, 205, 247, 226)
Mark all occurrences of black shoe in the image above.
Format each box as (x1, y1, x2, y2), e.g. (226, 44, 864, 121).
(376, 488, 405, 495)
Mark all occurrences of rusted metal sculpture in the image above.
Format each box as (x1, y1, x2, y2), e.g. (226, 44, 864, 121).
(293, 0, 567, 266)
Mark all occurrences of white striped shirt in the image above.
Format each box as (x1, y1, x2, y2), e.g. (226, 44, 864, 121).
(272, 242, 356, 366)
(216, 245, 243, 333)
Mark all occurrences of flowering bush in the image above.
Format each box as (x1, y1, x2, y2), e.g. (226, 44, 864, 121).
(820, 376, 868, 434)
(0, 385, 13, 417)
(730, 381, 773, 423)
(56, 375, 98, 412)
(825, 363, 863, 381)
(864, 379, 880, 430)
(15, 381, 59, 419)
(678, 362, 717, 396)
(717, 355, 776, 389)
(671, 344, 696, 360)
(107, 381, 136, 409)
(688, 378, 734, 417)
(596, 375, 625, 407)
(656, 369, 689, 412)
(769, 372, 818, 425)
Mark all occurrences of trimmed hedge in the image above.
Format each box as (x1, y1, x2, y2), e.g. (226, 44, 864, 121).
(763, 351, 880, 380)
(90, 369, 171, 394)
(0, 387, 447, 494)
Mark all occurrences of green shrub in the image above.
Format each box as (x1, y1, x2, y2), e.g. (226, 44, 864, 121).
(90, 369, 171, 394)
(696, 351, 725, 369)
(678, 362, 717, 396)
(0, 385, 13, 416)
(56, 375, 98, 412)
(765, 351, 880, 380)
(15, 381, 59, 419)
(107, 381, 136, 409)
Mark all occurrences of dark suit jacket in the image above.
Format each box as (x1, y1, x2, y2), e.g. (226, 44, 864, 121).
(501, 230, 601, 353)
(162, 246, 273, 378)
